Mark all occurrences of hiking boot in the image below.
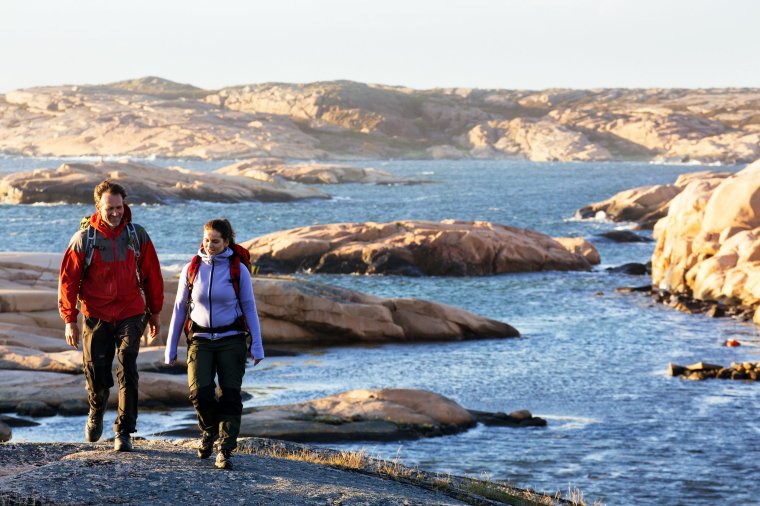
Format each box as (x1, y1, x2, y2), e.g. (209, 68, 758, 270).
(84, 410, 104, 442)
(215, 449, 233, 470)
(114, 432, 132, 452)
(197, 432, 217, 459)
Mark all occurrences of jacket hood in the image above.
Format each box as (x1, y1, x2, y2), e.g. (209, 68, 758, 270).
(90, 203, 133, 238)
(198, 246, 233, 265)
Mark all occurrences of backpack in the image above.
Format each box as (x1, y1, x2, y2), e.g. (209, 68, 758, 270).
(183, 243, 253, 337)
(78, 216, 141, 277)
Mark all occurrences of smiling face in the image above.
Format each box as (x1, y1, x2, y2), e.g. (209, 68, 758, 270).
(97, 192, 124, 229)
(203, 228, 229, 256)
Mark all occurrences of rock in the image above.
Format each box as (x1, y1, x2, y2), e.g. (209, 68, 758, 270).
(553, 237, 601, 265)
(0, 420, 10, 442)
(2, 80, 760, 163)
(215, 159, 429, 185)
(669, 361, 759, 381)
(466, 117, 612, 161)
(606, 263, 650, 275)
(0, 345, 81, 373)
(468, 409, 547, 428)
(167, 388, 478, 442)
(1, 252, 518, 348)
(0, 161, 329, 205)
(669, 363, 687, 376)
(15, 400, 56, 417)
(651, 160, 760, 312)
(0, 415, 40, 428)
(0, 370, 191, 409)
(241, 220, 593, 276)
(0, 439, 550, 505)
(576, 172, 731, 228)
(598, 230, 654, 243)
(57, 399, 89, 416)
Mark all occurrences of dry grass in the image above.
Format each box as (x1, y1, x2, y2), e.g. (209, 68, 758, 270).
(238, 439, 605, 506)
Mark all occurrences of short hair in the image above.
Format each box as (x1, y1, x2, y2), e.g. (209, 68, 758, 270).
(204, 218, 236, 244)
(94, 180, 127, 205)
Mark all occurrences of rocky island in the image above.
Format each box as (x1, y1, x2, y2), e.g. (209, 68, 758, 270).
(241, 220, 600, 276)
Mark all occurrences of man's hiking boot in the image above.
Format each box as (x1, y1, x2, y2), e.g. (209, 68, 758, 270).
(114, 432, 132, 452)
(215, 449, 233, 470)
(197, 432, 217, 459)
(84, 410, 104, 442)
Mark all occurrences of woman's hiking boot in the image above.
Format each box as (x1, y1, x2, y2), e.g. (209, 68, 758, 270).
(197, 432, 218, 459)
(114, 432, 132, 452)
(84, 410, 104, 442)
(215, 449, 233, 470)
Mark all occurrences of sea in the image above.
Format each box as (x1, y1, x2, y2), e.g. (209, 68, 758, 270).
(2, 156, 759, 505)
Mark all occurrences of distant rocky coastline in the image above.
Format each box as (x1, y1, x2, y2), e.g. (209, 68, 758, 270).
(0, 161, 329, 204)
(214, 158, 430, 185)
(1, 76, 758, 164)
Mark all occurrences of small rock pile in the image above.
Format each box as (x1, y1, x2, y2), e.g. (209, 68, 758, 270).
(669, 361, 760, 381)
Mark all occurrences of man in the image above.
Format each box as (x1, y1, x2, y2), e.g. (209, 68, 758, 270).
(59, 180, 164, 452)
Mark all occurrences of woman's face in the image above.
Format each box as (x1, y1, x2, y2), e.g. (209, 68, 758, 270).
(203, 228, 229, 256)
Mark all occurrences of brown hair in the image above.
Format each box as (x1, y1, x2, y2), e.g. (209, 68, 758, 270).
(204, 218, 236, 244)
(93, 180, 127, 205)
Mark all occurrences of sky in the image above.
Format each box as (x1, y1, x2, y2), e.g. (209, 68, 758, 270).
(2, 0, 759, 93)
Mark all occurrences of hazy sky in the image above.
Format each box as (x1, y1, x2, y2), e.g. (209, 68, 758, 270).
(2, 0, 758, 92)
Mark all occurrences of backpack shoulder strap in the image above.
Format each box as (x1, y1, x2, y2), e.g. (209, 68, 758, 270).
(227, 251, 252, 336)
(229, 253, 242, 298)
(183, 255, 203, 336)
(126, 222, 141, 261)
(84, 224, 97, 270)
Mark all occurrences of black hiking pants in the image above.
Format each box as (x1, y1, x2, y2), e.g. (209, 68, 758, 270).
(187, 333, 247, 450)
(82, 313, 145, 434)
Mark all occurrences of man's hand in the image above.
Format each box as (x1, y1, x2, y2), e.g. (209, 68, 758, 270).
(65, 322, 80, 349)
(249, 352, 262, 366)
(147, 313, 161, 338)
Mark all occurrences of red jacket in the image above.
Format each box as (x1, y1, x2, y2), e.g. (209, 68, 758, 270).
(58, 205, 164, 324)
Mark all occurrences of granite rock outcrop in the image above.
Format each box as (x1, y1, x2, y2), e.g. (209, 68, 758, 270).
(0, 161, 328, 204)
(241, 220, 598, 276)
(214, 158, 429, 185)
(650, 160, 760, 323)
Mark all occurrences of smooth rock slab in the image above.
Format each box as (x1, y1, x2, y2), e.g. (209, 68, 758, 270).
(242, 220, 595, 276)
(575, 171, 731, 229)
(0, 370, 191, 411)
(0, 161, 329, 204)
(0, 440, 469, 505)
(215, 158, 429, 185)
(163, 388, 542, 443)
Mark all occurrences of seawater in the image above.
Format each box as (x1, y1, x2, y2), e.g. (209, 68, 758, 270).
(2, 157, 759, 505)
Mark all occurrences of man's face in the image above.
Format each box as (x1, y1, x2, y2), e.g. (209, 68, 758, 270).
(98, 192, 124, 229)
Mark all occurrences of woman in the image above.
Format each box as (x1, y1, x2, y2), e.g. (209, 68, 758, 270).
(165, 218, 264, 470)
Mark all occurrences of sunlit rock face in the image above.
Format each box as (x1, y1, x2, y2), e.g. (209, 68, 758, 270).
(0, 161, 329, 204)
(651, 159, 760, 322)
(1, 78, 758, 163)
(575, 171, 732, 229)
(241, 220, 596, 276)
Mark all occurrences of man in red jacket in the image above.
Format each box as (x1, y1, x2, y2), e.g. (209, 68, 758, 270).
(59, 180, 164, 452)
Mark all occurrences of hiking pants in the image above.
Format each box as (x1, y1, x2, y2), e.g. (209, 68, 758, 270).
(82, 313, 145, 434)
(187, 333, 247, 451)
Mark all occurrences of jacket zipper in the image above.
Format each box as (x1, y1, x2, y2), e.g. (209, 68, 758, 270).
(208, 259, 215, 329)
(110, 235, 117, 322)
